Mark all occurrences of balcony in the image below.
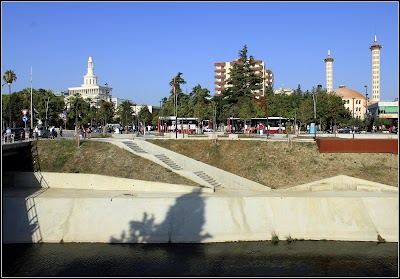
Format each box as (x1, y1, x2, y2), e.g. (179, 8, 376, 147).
(214, 62, 225, 66)
(214, 68, 226, 73)
(215, 81, 225, 86)
(214, 74, 226, 79)
(251, 66, 263, 71)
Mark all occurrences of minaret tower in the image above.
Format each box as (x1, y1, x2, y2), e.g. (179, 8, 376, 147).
(82, 56, 98, 86)
(369, 34, 382, 102)
(324, 49, 334, 93)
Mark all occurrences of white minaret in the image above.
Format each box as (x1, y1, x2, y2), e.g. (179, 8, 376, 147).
(369, 34, 382, 102)
(324, 49, 334, 93)
(82, 56, 98, 86)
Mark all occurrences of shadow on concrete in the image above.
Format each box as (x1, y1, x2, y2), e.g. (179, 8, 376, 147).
(108, 189, 212, 275)
(2, 141, 35, 172)
(110, 189, 211, 244)
(3, 185, 49, 243)
(3, 140, 49, 243)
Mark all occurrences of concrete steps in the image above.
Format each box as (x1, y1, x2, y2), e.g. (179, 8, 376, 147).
(193, 171, 222, 190)
(123, 141, 221, 190)
(113, 139, 271, 192)
(123, 142, 148, 153)
(154, 154, 183, 170)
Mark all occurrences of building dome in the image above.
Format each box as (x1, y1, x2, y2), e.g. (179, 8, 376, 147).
(332, 86, 365, 99)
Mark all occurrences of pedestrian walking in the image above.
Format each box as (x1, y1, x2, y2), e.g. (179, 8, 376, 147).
(86, 126, 92, 139)
(5, 127, 12, 143)
(51, 126, 56, 139)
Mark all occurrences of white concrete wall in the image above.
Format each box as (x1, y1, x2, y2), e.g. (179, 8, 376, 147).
(3, 188, 398, 244)
(3, 171, 398, 244)
(2, 171, 213, 193)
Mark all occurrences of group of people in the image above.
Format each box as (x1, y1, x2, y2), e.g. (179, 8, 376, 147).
(78, 125, 92, 139)
(49, 127, 57, 139)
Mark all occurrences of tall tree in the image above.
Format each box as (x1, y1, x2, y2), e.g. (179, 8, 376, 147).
(3, 70, 17, 127)
(138, 105, 152, 127)
(117, 100, 134, 129)
(66, 94, 89, 129)
(222, 45, 263, 107)
(189, 84, 212, 121)
(169, 72, 186, 116)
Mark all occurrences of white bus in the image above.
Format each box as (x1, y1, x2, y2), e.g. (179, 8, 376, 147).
(158, 116, 200, 134)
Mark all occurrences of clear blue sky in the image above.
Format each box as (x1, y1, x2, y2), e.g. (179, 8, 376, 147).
(2, 1, 399, 106)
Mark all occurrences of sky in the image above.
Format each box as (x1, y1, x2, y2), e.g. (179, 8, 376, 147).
(1, 1, 399, 106)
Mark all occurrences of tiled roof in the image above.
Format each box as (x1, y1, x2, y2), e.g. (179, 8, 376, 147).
(332, 87, 365, 99)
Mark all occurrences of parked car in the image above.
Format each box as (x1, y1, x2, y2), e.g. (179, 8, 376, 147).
(337, 127, 361, 134)
(37, 126, 50, 138)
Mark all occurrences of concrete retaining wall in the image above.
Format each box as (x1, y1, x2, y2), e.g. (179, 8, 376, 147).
(2, 171, 213, 193)
(3, 187, 398, 244)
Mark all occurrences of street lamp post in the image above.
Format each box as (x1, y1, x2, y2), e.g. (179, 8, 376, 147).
(173, 77, 178, 139)
(364, 85, 368, 132)
(159, 99, 163, 133)
(352, 97, 356, 139)
(45, 97, 50, 129)
(279, 87, 283, 134)
(312, 91, 317, 141)
(364, 85, 368, 119)
(30, 66, 33, 130)
(266, 95, 269, 138)
(103, 83, 108, 136)
(8, 83, 12, 128)
(1, 83, 7, 129)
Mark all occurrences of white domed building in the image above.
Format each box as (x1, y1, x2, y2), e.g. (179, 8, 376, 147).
(332, 85, 368, 120)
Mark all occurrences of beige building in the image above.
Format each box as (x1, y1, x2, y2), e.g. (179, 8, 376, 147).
(67, 56, 112, 103)
(214, 59, 273, 97)
(332, 86, 368, 119)
(273, 88, 294, 95)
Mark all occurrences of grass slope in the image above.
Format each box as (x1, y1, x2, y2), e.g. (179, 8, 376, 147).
(35, 138, 398, 189)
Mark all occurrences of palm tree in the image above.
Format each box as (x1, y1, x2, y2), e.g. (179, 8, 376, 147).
(169, 72, 186, 116)
(3, 70, 17, 127)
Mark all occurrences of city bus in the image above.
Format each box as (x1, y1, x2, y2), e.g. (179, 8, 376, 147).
(158, 116, 199, 134)
(250, 117, 287, 134)
(201, 119, 213, 132)
(226, 117, 245, 133)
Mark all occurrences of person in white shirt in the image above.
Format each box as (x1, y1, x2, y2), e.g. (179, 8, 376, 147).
(5, 127, 12, 143)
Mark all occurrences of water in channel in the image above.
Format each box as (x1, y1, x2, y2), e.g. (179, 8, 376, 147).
(3, 241, 398, 277)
